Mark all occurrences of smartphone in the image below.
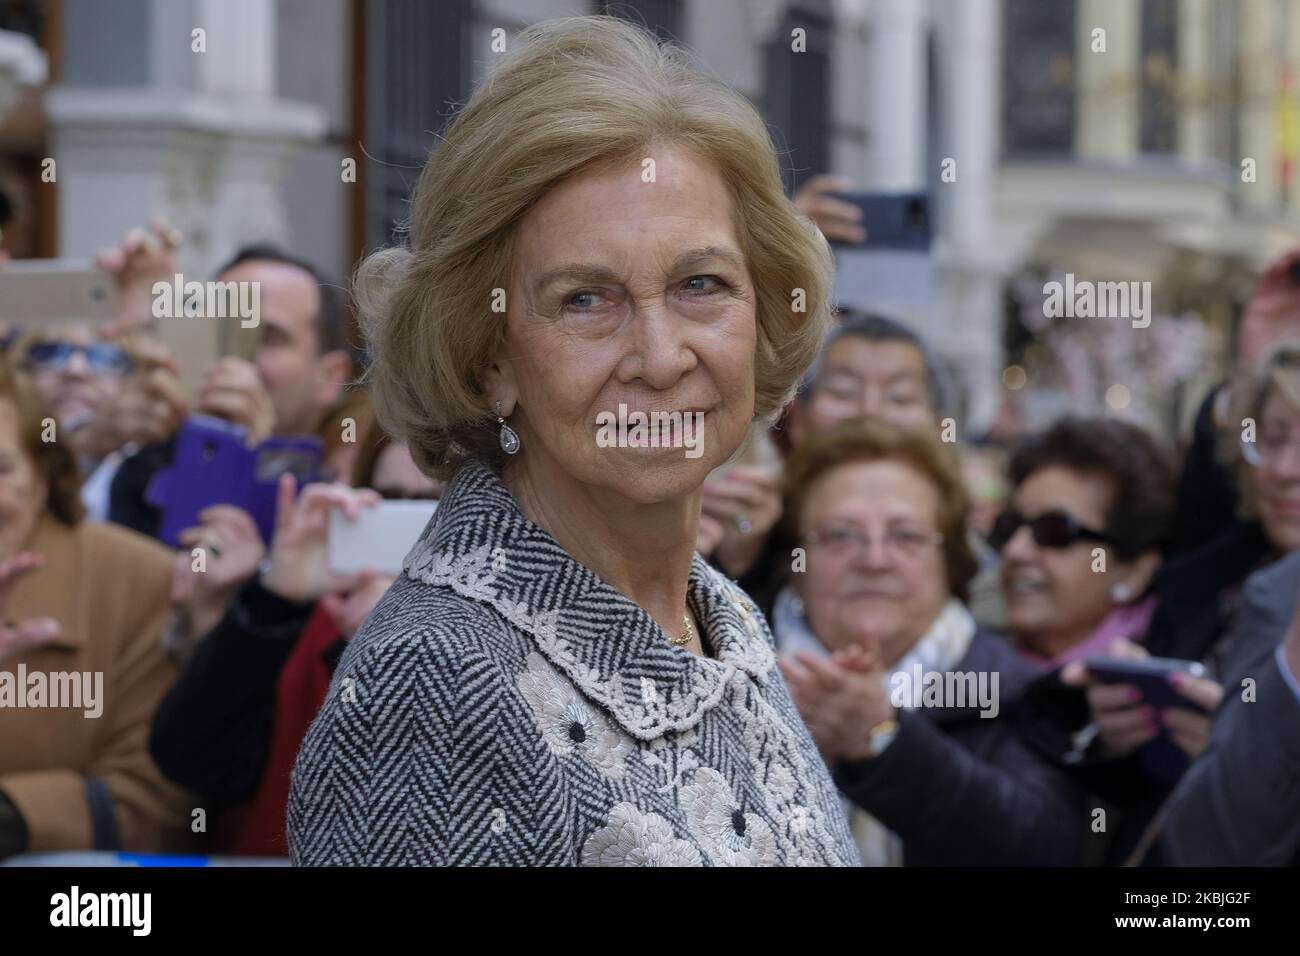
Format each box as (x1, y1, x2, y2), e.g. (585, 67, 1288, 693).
(149, 415, 323, 547)
(827, 192, 931, 250)
(151, 416, 251, 548)
(328, 500, 439, 576)
(0, 259, 117, 324)
(1083, 655, 1210, 714)
(1085, 655, 1210, 783)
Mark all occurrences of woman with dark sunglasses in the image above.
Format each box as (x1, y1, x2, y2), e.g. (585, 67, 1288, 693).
(998, 416, 1204, 866)
(995, 418, 1175, 669)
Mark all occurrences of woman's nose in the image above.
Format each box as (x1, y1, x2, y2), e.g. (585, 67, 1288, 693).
(1001, 523, 1037, 560)
(626, 302, 696, 388)
(851, 534, 893, 569)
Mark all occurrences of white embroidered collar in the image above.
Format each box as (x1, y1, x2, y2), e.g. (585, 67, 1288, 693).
(402, 459, 776, 741)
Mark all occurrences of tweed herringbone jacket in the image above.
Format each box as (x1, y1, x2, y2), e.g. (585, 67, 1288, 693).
(288, 459, 860, 866)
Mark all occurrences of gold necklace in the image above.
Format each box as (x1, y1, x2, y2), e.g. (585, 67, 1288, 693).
(669, 614, 693, 647)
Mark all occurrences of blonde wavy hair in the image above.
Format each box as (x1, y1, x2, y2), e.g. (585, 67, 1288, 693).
(355, 15, 835, 479)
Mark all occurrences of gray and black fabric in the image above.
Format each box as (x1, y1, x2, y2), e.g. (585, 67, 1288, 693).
(1161, 549, 1300, 866)
(288, 458, 860, 866)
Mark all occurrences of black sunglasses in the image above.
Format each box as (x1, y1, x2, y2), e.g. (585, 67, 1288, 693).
(24, 341, 134, 377)
(989, 509, 1113, 553)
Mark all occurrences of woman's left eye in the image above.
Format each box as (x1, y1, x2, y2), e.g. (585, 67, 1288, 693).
(682, 275, 727, 294)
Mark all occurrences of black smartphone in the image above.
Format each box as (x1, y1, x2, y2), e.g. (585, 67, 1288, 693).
(827, 191, 931, 250)
(1083, 655, 1210, 714)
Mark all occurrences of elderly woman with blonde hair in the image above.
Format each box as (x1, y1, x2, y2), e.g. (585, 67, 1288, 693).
(288, 16, 859, 866)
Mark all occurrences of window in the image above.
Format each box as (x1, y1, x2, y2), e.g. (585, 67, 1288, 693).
(362, 0, 472, 247)
(1139, 0, 1178, 154)
(764, 0, 831, 194)
(1002, 0, 1077, 156)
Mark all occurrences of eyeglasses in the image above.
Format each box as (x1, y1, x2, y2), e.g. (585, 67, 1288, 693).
(23, 341, 133, 377)
(804, 524, 944, 561)
(988, 509, 1113, 553)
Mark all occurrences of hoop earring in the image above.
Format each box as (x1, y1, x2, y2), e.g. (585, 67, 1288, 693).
(495, 401, 520, 455)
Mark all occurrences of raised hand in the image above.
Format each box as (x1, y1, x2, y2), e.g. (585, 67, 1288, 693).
(260, 474, 380, 604)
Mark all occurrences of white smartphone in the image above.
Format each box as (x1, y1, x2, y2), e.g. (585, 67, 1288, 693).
(327, 499, 439, 576)
(0, 258, 117, 324)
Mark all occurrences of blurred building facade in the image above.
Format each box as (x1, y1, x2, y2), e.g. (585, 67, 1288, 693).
(2, 0, 1300, 437)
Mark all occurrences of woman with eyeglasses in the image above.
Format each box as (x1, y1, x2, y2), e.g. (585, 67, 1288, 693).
(775, 419, 1082, 865)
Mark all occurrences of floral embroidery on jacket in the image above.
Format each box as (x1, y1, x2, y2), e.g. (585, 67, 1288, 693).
(680, 767, 778, 866)
(581, 803, 704, 867)
(518, 652, 632, 779)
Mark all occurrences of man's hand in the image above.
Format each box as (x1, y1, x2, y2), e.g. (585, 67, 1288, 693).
(0, 553, 61, 664)
(793, 174, 866, 245)
(260, 474, 380, 605)
(198, 357, 275, 445)
(79, 337, 190, 457)
(95, 220, 182, 338)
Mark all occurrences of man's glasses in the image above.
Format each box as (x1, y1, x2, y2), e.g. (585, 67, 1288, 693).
(804, 524, 944, 561)
(23, 341, 134, 377)
(988, 508, 1113, 553)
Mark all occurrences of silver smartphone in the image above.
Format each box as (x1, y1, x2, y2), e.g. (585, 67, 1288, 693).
(0, 259, 117, 325)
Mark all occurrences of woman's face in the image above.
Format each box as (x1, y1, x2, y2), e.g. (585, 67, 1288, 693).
(0, 397, 49, 558)
(1251, 387, 1300, 553)
(1000, 466, 1117, 652)
(795, 460, 950, 667)
(371, 443, 442, 500)
(493, 147, 757, 504)
(24, 324, 127, 429)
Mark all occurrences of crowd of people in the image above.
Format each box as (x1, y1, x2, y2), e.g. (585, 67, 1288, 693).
(0, 223, 1294, 865)
(1, 14, 1297, 869)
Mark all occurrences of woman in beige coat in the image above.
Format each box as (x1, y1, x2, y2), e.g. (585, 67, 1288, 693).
(0, 363, 193, 858)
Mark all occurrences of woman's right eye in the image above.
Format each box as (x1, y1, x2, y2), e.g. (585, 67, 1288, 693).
(566, 290, 606, 311)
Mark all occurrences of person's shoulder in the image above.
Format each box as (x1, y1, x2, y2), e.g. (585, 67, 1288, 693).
(79, 518, 174, 569)
(336, 573, 524, 694)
